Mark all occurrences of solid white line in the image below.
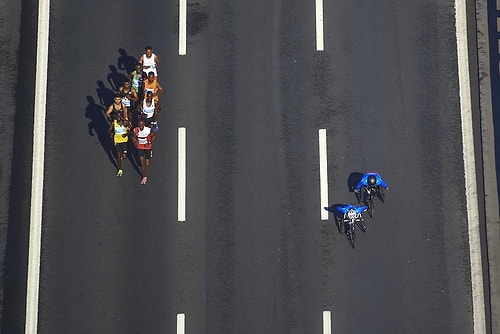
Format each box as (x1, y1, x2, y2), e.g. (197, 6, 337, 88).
(319, 129, 329, 220)
(323, 311, 331, 334)
(455, 0, 487, 333)
(315, 0, 324, 51)
(177, 313, 185, 334)
(179, 0, 187, 55)
(178, 127, 186, 222)
(25, 0, 50, 333)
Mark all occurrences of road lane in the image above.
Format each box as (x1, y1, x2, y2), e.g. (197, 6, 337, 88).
(37, 0, 199, 333)
(319, 129, 329, 220)
(25, 0, 51, 332)
(33, 0, 482, 333)
(178, 127, 186, 222)
(1, 0, 38, 332)
(319, 1, 476, 333)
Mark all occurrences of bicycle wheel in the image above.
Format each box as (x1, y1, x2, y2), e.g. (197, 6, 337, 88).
(366, 193, 374, 218)
(357, 218, 366, 233)
(346, 224, 355, 248)
(355, 187, 363, 203)
(378, 186, 385, 203)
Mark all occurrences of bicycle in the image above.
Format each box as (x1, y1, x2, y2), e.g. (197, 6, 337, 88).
(356, 185, 385, 217)
(342, 207, 366, 248)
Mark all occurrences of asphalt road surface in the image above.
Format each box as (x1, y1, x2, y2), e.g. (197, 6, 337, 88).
(0, 0, 486, 333)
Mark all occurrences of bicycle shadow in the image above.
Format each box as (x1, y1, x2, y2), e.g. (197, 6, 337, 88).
(348, 172, 364, 192)
(85, 96, 116, 168)
(324, 204, 345, 234)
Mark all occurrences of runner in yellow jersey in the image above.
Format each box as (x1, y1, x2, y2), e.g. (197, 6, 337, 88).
(108, 115, 130, 176)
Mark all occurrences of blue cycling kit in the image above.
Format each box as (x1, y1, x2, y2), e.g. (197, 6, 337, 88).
(336, 204, 368, 215)
(355, 172, 388, 191)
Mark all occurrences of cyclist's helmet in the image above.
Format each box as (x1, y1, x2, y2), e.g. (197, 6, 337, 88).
(367, 175, 377, 186)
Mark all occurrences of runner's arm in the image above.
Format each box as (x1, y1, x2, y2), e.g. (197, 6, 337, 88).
(156, 81, 165, 96)
(131, 88, 139, 102)
(105, 105, 113, 119)
(122, 103, 129, 121)
(131, 128, 138, 143)
(137, 100, 144, 115)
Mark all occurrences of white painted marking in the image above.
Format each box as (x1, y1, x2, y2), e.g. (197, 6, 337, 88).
(455, 0, 487, 333)
(177, 313, 185, 334)
(179, 0, 187, 55)
(315, 0, 324, 51)
(178, 127, 186, 221)
(25, 0, 50, 333)
(319, 129, 329, 220)
(323, 311, 331, 334)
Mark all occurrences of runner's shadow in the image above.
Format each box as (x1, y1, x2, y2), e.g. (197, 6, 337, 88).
(324, 204, 345, 234)
(96, 80, 115, 107)
(107, 65, 127, 91)
(85, 96, 116, 168)
(126, 141, 142, 177)
(117, 48, 137, 74)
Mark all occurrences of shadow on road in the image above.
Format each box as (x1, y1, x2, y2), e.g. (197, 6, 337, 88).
(117, 48, 137, 74)
(347, 172, 364, 193)
(487, 0, 500, 210)
(324, 204, 345, 234)
(85, 96, 116, 168)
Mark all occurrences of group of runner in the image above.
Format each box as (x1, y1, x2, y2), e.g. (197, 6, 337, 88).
(106, 46, 165, 184)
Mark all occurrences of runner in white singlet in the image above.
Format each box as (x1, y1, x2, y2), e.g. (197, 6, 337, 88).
(139, 45, 159, 78)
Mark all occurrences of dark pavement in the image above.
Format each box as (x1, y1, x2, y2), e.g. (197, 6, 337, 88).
(0, 0, 489, 333)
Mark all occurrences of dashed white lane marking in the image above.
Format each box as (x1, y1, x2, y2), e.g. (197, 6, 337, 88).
(455, 0, 487, 333)
(177, 313, 185, 334)
(179, 0, 187, 55)
(26, 0, 50, 333)
(178, 127, 186, 222)
(315, 0, 324, 51)
(323, 311, 331, 334)
(319, 129, 329, 220)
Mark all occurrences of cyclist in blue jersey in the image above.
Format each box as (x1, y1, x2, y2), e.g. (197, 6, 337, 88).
(354, 172, 388, 193)
(336, 204, 368, 219)
(336, 204, 368, 236)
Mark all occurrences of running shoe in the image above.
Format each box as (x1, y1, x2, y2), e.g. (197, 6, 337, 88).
(117, 169, 123, 176)
(140, 176, 148, 184)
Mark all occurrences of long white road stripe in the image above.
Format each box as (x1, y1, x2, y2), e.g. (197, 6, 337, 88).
(319, 129, 329, 220)
(177, 313, 185, 334)
(323, 311, 331, 334)
(26, 0, 50, 333)
(178, 127, 186, 222)
(455, 0, 487, 333)
(179, 0, 187, 55)
(315, 0, 324, 51)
